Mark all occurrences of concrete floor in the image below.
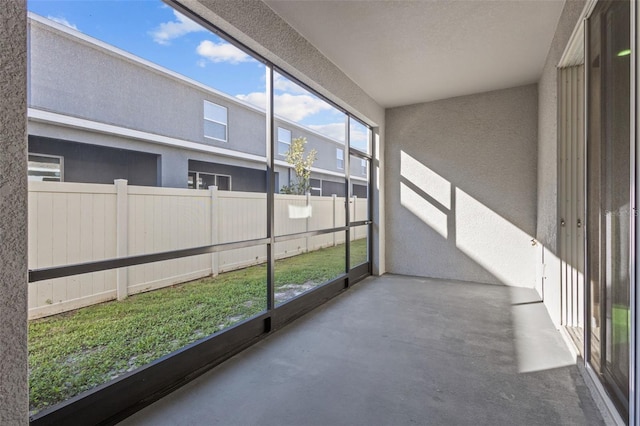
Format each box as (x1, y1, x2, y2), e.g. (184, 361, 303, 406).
(120, 274, 604, 425)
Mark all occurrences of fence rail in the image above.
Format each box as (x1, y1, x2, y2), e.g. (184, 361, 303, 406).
(28, 180, 368, 319)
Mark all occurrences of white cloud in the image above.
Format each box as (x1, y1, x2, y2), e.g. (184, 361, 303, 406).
(236, 92, 332, 122)
(196, 40, 253, 65)
(47, 16, 78, 31)
(274, 74, 309, 95)
(150, 10, 205, 45)
(349, 124, 369, 151)
(305, 123, 369, 148)
(236, 92, 267, 110)
(308, 123, 345, 142)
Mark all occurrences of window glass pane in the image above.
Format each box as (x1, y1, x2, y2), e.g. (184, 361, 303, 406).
(273, 72, 346, 304)
(204, 101, 227, 124)
(28, 154, 62, 182)
(336, 148, 344, 169)
(350, 225, 368, 267)
(27, 0, 267, 414)
(309, 178, 322, 196)
(277, 127, 291, 155)
(350, 155, 370, 221)
(216, 175, 231, 191)
(350, 118, 370, 154)
(29, 246, 267, 413)
(587, 0, 631, 409)
(199, 173, 216, 189)
(275, 232, 345, 306)
(204, 120, 226, 141)
(278, 127, 291, 143)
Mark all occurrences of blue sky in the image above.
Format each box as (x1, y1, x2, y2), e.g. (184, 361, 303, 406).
(28, 0, 368, 149)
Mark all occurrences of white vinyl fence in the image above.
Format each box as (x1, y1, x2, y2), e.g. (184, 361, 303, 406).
(28, 180, 368, 319)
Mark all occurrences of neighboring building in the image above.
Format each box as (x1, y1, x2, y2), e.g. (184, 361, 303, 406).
(27, 13, 368, 197)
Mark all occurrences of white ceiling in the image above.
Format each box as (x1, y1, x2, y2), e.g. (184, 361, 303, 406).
(264, 0, 565, 108)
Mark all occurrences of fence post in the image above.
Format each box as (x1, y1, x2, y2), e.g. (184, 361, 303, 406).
(305, 192, 311, 253)
(115, 179, 128, 300)
(332, 194, 337, 247)
(210, 186, 219, 277)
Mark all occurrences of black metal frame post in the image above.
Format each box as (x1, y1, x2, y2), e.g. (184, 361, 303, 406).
(266, 65, 276, 328)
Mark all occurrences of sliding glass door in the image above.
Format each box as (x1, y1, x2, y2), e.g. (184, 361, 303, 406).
(586, 0, 632, 415)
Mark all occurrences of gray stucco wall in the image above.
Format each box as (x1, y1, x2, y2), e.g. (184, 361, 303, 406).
(0, 0, 28, 424)
(536, 0, 585, 325)
(385, 84, 538, 287)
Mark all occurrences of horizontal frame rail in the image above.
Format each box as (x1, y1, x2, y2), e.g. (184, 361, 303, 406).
(349, 220, 372, 227)
(28, 237, 270, 282)
(29, 221, 365, 282)
(274, 226, 348, 243)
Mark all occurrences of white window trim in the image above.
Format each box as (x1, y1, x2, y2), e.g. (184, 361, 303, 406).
(277, 127, 292, 156)
(336, 148, 344, 170)
(203, 100, 228, 143)
(28, 152, 64, 182)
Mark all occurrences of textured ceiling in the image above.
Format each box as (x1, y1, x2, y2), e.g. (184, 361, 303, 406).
(264, 0, 565, 108)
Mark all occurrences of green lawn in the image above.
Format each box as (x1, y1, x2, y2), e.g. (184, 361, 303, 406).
(29, 239, 366, 414)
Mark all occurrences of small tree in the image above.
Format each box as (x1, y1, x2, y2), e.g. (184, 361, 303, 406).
(281, 136, 317, 195)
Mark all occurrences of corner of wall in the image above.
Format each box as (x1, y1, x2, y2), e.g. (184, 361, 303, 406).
(0, 0, 29, 423)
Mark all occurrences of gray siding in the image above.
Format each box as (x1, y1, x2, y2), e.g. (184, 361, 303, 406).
(28, 17, 368, 181)
(29, 19, 266, 157)
(29, 136, 159, 186)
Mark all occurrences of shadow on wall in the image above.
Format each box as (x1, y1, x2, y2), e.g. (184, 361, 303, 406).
(399, 155, 574, 373)
(386, 85, 582, 373)
(387, 84, 540, 290)
(399, 149, 538, 288)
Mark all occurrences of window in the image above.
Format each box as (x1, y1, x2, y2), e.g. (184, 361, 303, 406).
(361, 158, 367, 175)
(28, 153, 63, 182)
(277, 127, 291, 155)
(310, 178, 322, 196)
(188, 171, 232, 190)
(203, 101, 228, 142)
(25, 2, 370, 422)
(349, 118, 371, 154)
(336, 148, 344, 170)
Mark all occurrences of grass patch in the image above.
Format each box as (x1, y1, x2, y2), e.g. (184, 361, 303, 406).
(29, 239, 366, 414)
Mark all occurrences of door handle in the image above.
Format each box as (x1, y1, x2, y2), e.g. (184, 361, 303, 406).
(560, 218, 565, 226)
(577, 219, 582, 228)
